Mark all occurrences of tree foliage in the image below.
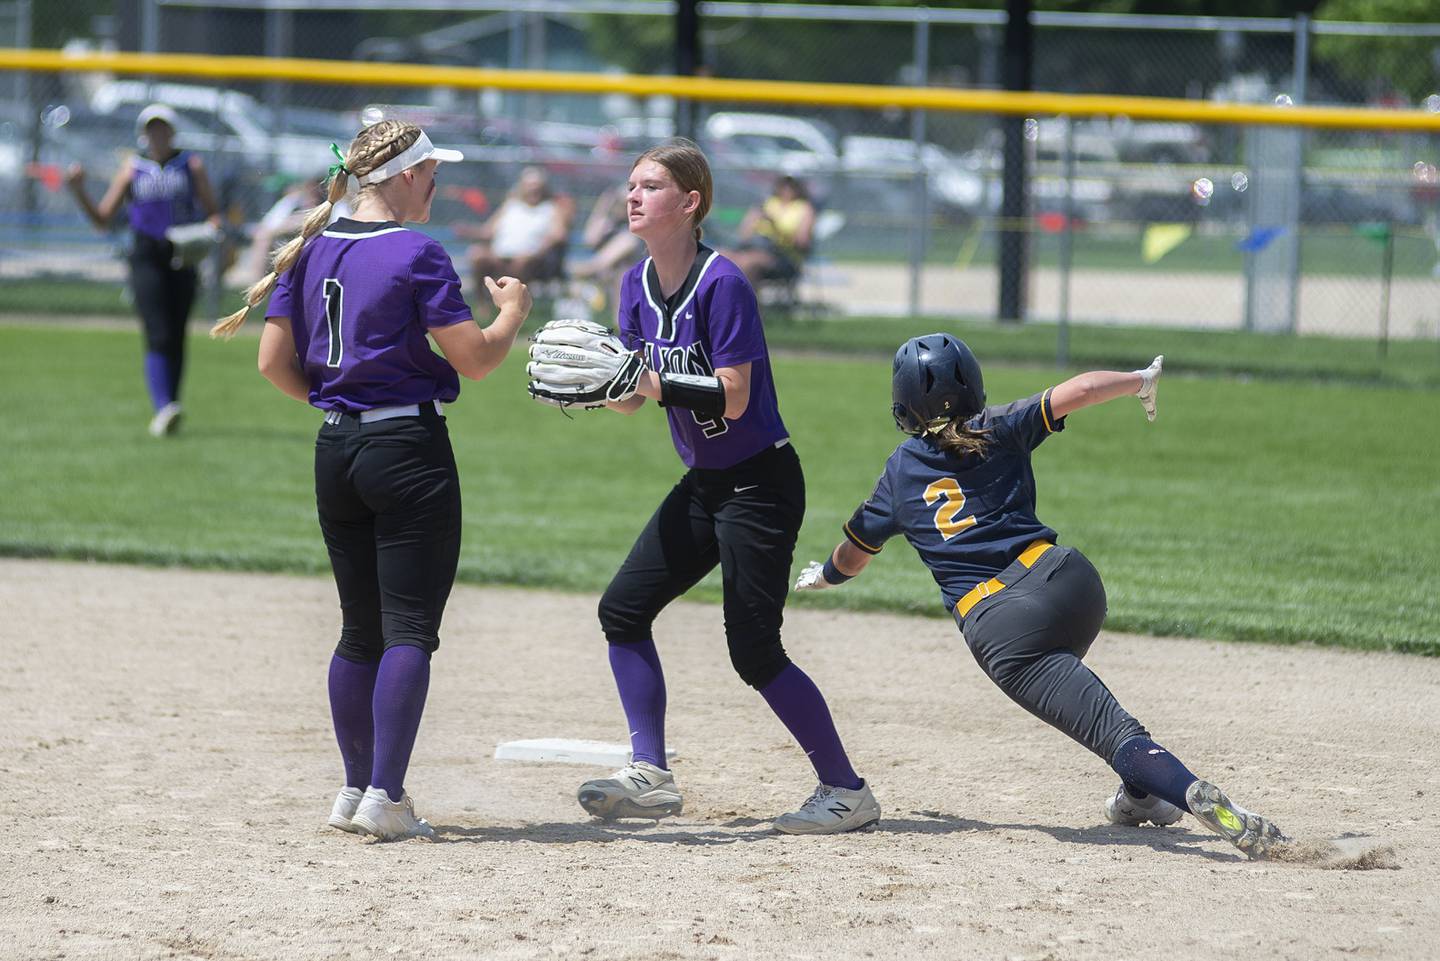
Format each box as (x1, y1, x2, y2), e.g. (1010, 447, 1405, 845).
(1314, 0, 1439, 102)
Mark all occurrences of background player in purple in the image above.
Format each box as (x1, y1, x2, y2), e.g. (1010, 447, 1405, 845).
(212, 120, 533, 840)
(796, 334, 1291, 859)
(567, 138, 878, 834)
(68, 103, 222, 437)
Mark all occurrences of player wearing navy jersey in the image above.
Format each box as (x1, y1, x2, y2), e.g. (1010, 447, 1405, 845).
(797, 334, 1290, 859)
(213, 120, 532, 840)
(574, 139, 878, 834)
(68, 103, 222, 437)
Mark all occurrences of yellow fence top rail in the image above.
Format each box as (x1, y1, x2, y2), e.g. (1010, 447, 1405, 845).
(5, 47, 1440, 133)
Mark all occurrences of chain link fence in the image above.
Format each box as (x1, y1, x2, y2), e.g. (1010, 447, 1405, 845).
(2, 0, 1439, 363)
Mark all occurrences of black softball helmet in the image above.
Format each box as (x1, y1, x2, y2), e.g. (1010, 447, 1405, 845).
(891, 333, 986, 435)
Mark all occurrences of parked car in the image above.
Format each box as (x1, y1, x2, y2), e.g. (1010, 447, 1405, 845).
(840, 134, 987, 216)
(88, 80, 354, 180)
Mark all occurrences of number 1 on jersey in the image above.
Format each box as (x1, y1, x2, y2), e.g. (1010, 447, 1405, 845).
(923, 478, 976, 540)
(323, 278, 344, 368)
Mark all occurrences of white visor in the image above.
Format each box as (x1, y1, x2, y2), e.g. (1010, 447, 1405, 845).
(356, 131, 463, 186)
(135, 103, 179, 136)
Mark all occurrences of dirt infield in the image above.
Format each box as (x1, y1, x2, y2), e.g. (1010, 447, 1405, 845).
(3, 559, 1435, 961)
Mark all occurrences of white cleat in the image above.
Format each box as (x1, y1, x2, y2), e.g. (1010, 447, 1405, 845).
(773, 781, 881, 835)
(1185, 779, 1289, 860)
(1104, 783, 1184, 827)
(327, 786, 365, 834)
(577, 761, 683, 820)
(148, 402, 183, 437)
(349, 787, 436, 841)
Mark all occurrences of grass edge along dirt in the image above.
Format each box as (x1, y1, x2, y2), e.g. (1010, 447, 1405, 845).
(0, 322, 1435, 655)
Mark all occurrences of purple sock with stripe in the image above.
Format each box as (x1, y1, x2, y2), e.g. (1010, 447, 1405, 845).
(143, 351, 173, 410)
(327, 654, 379, 790)
(1111, 736, 1199, 811)
(608, 639, 668, 768)
(370, 645, 431, 802)
(759, 664, 862, 791)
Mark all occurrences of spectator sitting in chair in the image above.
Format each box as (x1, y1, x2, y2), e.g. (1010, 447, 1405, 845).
(227, 174, 351, 289)
(462, 166, 575, 286)
(726, 175, 816, 287)
(568, 185, 644, 312)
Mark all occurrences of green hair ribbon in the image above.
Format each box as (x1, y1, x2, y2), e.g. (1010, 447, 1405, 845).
(326, 143, 350, 184)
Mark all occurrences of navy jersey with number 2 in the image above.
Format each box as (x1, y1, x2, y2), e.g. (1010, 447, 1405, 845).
(843, 389, 1066, 611)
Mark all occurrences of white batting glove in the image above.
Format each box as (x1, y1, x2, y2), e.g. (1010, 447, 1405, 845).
(1133, 354, 1163, 422)
(794, 560, 832, 591)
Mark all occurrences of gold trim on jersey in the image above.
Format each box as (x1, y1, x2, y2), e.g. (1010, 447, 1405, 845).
(1040, 387, 1056, 433)
(842, 521, 883, 555)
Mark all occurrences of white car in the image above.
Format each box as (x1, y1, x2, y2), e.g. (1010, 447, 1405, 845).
(88, 80, 353, 178)
(841, 135, 987, 212)
(611, 111, 841, 177)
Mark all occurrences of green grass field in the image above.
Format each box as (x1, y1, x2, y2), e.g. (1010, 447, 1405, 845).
(1, 322, 1436, 654)
(9, 278, 1438, 387)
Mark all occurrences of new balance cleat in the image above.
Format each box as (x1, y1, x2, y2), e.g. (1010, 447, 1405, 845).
(350, 787, 436, 841)
(773, 781, 881, 835)
(1185, 780, 1289, 859)
(1104, 783, 1184, 827)
(577, 761, 683, 820)
(327, 786, 365, 834)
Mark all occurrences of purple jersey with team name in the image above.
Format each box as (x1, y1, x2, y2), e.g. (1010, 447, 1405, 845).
(265, 219, 472, 412)
(617, 245, 788, 469)
(128, 151, 200, 240)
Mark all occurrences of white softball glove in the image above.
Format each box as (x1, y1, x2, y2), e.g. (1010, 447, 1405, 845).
(794, 560, 831, 592)
(526, 318, 646, 410)
(1133, 354, 1163, 422)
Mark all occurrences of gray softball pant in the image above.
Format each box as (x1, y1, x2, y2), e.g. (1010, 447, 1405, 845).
(956, 546, 1148, 764)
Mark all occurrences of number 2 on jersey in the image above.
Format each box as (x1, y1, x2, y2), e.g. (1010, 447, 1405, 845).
(923, 478, 976, 540)
(322, 278, 344, 368)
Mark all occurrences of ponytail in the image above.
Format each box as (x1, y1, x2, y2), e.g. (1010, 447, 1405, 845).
(931, 418, 992, 458)
(210, 119, 422, 339)
(210, 172, 347, 338)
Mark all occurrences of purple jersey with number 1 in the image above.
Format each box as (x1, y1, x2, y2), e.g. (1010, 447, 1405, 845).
(617, 245, 788, 469)
(266, 219, 472, 412)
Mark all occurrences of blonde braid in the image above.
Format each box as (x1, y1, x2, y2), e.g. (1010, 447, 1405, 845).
(210, 121, 422, 339)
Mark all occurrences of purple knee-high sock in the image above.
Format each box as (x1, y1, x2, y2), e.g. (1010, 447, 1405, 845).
(143, 351, 173, 410)
(327, 654, 379, 790)
(1111, 736, 1200, 811)
(370, 645, 431, 802)
(608, 639, 667, 768)
(759, 664, 862, 791)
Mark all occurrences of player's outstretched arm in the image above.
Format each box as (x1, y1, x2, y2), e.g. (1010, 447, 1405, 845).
(1049, 355, 1163, 422)
(794, 541, 873, 592)
(431, 275, 532, 380)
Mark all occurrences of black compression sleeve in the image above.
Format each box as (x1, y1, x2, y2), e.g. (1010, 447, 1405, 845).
(659, 372, 727, 419)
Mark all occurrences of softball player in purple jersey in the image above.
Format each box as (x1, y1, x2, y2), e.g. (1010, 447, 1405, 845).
(796, 334, 1290, 859)
(68, 103, 222, 437)
(574, 139, 878, 834)
(212, 120, 533, 840)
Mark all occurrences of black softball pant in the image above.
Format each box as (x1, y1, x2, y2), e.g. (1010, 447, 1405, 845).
(314, 407, 462, 663)
(599, 441, 805, 690)
(129, 242, 197, 393)
(958, 546, 1148, 764)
